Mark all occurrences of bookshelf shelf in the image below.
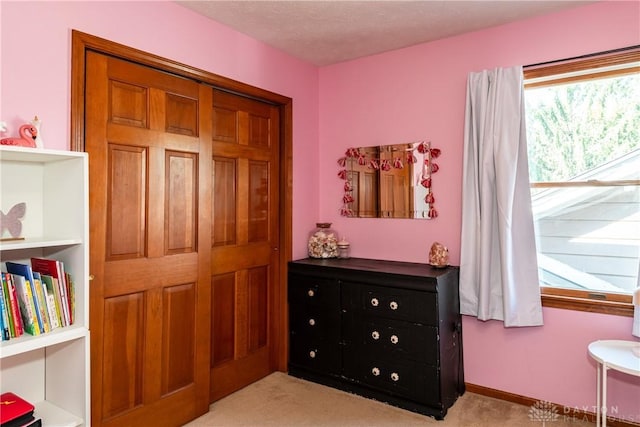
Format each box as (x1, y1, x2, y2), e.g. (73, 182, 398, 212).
(0, 325, 88, 358)
(0, 146, 89, 426)
(0, 145, 86, 162)
(0, 238, 82, 252)
(34, 400, 83, 427)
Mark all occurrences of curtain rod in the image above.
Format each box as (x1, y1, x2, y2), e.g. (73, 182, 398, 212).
(524, 45, 640, 69)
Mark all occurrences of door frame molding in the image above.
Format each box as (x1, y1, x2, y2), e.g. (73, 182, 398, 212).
(70, 30, 292, 371)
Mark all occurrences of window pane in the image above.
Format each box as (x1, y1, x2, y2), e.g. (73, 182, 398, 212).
(525, 69, 640, 296)
(533, 184, 640, 294)
(526, 74, 640, 182)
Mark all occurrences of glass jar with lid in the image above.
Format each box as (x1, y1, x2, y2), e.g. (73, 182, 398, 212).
(308, 222, 339, 258)
(337, 237, 351, 259)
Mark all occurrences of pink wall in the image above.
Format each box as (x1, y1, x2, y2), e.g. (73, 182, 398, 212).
(2, 0, 639, 422)
(0, 0, 319, 259)
(319, 0, 640, 421)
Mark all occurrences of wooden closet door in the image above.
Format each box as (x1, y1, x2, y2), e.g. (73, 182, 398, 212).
(86, 51, 212, 426)
(209, 89, 280, 401)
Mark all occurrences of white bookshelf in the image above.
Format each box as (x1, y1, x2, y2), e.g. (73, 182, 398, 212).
(0, 145, 89, 426)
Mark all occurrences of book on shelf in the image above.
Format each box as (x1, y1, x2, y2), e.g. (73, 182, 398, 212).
(11, 275, 25, 337)
(40, 275, 62, 329)
(30, 258, 71, 327)
(1, 274, 16, 338)
(0, 283, 10, 340)
(10, 274, 39, 336)
(4, 262, 45, 334)
(1, 275, 14, 338)
(0, 392, 35, 427)
(2, 273, 24, 338)
(30, 272, 51, 334)
(65, 272, 74, 325)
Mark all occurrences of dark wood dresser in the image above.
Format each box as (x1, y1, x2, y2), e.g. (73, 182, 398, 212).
(288, 257, 464, 420)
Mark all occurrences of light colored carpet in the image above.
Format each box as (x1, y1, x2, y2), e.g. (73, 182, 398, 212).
(185, 372, 594, 426)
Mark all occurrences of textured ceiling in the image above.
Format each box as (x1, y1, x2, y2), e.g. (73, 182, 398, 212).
(176, 1, 595, 66)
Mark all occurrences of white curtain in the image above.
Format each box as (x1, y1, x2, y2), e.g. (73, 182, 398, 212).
(459, 66, 543, 327)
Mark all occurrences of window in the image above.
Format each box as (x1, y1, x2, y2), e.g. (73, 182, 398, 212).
(524, 49, 640, 316)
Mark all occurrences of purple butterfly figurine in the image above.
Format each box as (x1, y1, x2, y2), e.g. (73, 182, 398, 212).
(0, 202, 26, 238)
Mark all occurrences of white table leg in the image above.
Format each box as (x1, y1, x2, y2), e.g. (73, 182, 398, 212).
(602, 363, 608, 427)
(588, 340, 640, 427)
(596, 362, 601, 426)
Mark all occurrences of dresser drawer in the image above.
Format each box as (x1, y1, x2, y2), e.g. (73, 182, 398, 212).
(343, 352, 441, 405)
(342, 282, 438, 325)
(290, 307, 341, 342)
(289, 274, 340, 308)
(289, 334, 341, 374)
(343, 315, 438, 364)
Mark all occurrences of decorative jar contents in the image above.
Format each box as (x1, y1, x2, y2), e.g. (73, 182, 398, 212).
(308, 223, 339, 258)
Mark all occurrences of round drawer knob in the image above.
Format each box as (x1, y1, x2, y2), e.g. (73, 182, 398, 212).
(371, 331, 380, 340)
(389, 301, 398, 310)
(391, 372, 399, 382)
(372, 367, 380, 376)
(309, 350, 317, 358)
(307, 289, 315, 297)
(308, 318, 316, 326)
(370, 297, 379, 307)
(390, 335, 399, 344)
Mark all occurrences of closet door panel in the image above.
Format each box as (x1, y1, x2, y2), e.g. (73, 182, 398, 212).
(209, 89, 280, 401)
(87, 51, 211, 427)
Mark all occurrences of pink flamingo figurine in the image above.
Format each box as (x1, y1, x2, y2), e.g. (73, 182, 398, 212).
(1, 124, 38, 147)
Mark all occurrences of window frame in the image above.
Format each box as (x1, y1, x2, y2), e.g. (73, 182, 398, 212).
(523, 48, 640, 317)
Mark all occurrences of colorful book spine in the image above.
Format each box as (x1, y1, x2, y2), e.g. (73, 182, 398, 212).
(40, 275, 61, 329)
(28, 280, 44, 333)
(52, 277, 67, 327)
(0, 283, 11, 340)
(66, 272, 74, 325)
(4, 273, 24, 337)
(31, 273, 51, 334)
(11, 274, 39, 336)
(0, 300, 6, 341)
(1, 274, 15, 338)
(60, 267, 72, 326)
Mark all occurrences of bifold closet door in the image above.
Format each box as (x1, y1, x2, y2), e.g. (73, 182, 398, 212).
(209, 88, 281, 401)
(86, 51, 212, 427)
